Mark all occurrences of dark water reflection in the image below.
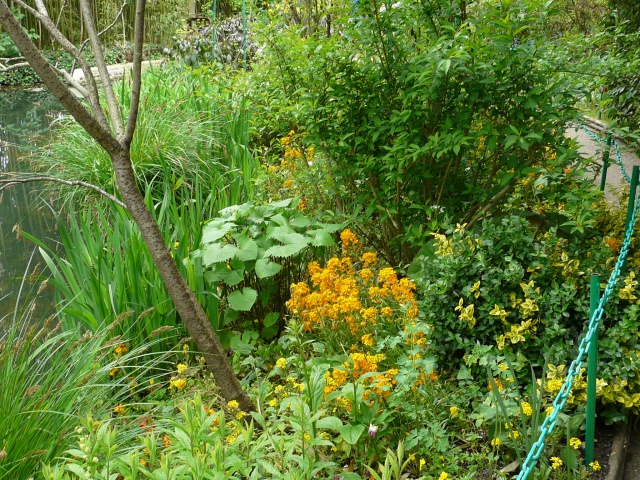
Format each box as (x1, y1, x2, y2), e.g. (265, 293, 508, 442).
(0, 89, 62, 321)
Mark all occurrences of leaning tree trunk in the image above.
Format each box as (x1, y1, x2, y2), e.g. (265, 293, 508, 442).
(0, 0, 253, 412)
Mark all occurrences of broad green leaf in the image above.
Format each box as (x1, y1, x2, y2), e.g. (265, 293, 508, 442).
(290, 214, 312, 228)
(255, 258, 283, 278)
(201, 222, 234, 244)
(270, 232, 308, 245)
(264, 242, 307, 258)
(235, 234, 259, 261)
(228, 288, 258, 311)
(202, 244, 240, 265)
(316, 416, 343, 430)
(310, 230, 336, 247)
(338, 424, 365, 445)
(263, 312, 279, 327)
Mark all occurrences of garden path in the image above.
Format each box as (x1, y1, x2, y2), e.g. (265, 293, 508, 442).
(565, 122, 640, 204)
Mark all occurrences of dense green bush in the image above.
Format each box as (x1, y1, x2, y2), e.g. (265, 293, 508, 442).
(409, 202, 640, 420)
(249, 0, 585, 265)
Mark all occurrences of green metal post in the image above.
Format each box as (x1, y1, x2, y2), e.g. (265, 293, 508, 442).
(622, 166, 639, 272)
(625, 166, 640, 236)
(599, 135, 612, 192)
(585, 274, 600, 468)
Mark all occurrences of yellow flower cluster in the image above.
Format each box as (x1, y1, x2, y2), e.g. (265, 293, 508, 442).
(287, 235, 419, 337)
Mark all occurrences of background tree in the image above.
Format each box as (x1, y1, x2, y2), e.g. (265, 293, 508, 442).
(0, 0, 253, 412)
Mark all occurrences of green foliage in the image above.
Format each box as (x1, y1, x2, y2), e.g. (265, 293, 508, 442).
(0, 288, 166, 479)
(194, 198, 342, 343)
(250, 0, 584, 264)
(38, 64, 257, 207)
(410, 200, 640, 419)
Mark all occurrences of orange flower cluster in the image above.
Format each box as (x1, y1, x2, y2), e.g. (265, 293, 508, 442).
(324, 352, 398, 404)
(287, 237, 419, 337)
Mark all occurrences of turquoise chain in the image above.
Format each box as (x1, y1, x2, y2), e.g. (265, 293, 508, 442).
(578, 124, 631, 183)
(517, 188, 640, 479)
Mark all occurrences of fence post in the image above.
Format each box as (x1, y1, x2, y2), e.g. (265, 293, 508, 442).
(623, 166, 640, 271)
(585, 274, 601, 468)
(599, 135, 612, 192)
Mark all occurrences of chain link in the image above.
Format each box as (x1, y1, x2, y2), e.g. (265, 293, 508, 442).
(517, 188, 640, 479)
(578, 124, 631, 183)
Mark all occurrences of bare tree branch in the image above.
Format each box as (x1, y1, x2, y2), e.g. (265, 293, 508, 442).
(124, 0, 145, 145)
(12, 0, 107, 128)
(80, 0, 124, 137)
(0, 59, 30, 71)
(51, 65, 91, 98)
(0, 175, 127, 209)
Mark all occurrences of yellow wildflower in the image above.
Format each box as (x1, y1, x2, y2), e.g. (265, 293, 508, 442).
(276, 358, 288, 369)
(551, 456, 563, 470)
(419, 458, 426, 470)
(176, 363, 188, 374)
(361, 334, 374, 346)
(340, 229, 359, 249)
(546, 406, 554, 417)
(569, 437, 581, 450)
(450, 406, 459, 417)
(170, 378, 187, 390)
(521, 401, 533, 416)
(114, 343, 128, 357)
(227, 400, 240, 410)
(590, 461, 601, 471)
(491, 437, 500, 446)
(113, 403, 125, 415)
(438, 473, 449, 480)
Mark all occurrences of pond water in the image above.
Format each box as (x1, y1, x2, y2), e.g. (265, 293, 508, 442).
(0, 88, 62, 321)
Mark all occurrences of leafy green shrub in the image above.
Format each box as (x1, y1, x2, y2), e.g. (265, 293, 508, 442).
(249, 0, 584, 264)
(194, 198, 342, 344)
(409, 205, 640, 419)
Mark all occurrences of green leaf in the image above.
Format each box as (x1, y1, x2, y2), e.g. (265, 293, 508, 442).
(228, 288, 258, 311)
(338, 424, 365, 445)
(310, 230, 336, 247)
(202, 244, 240, 265)
(270, 232, 308, 245)
(316, 416, 343, 430)
(202, 222, 234, 244)
(264, 242, 307, 258)
(235, 234, 259, 261)
(263, 312, 279, 327)
(255, 258, 283, 278)
(290, 214, 312, 228)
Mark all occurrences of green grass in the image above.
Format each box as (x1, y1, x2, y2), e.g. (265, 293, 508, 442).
(0, 273, 173, 479)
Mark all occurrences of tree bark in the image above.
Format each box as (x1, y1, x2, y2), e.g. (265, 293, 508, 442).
(0, 0, 253, 412)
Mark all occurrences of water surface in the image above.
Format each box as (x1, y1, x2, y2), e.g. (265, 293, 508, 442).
(0, 89, 61, 321)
